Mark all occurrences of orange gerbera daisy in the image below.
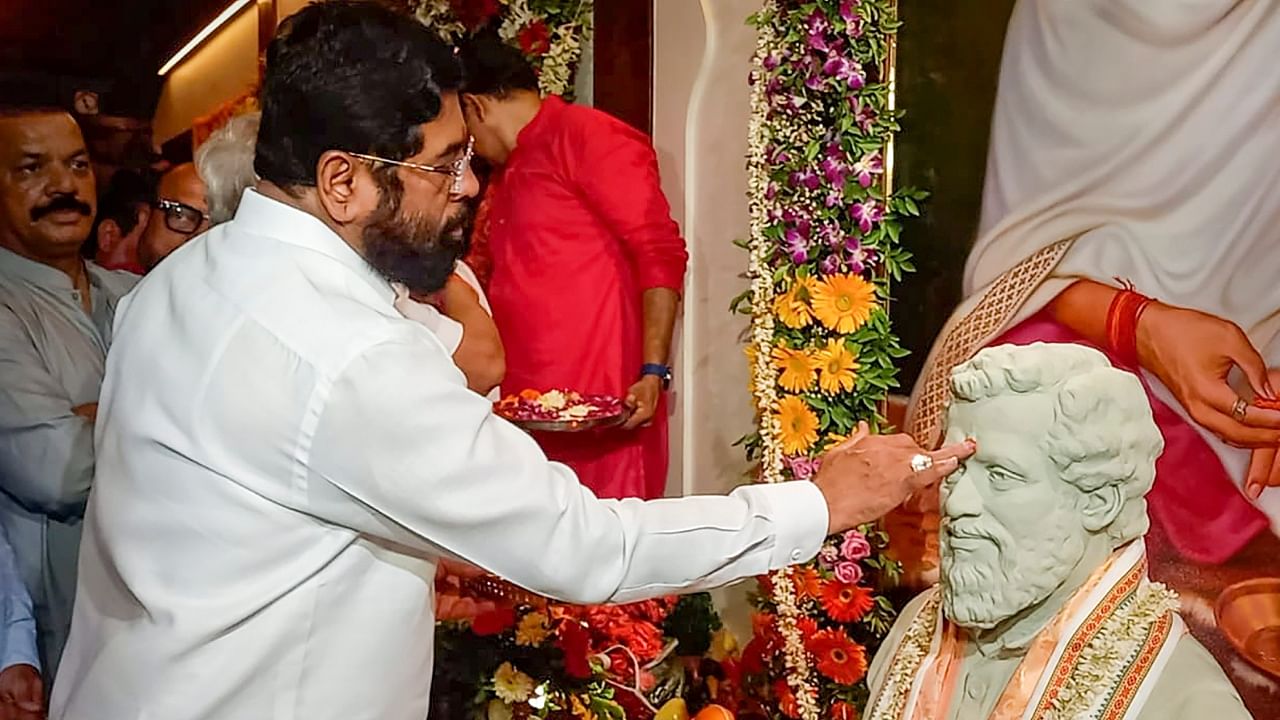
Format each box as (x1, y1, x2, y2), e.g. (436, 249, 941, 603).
(821, 580, 875, 623)
(793, 566, 824, 601)
(811, 274, 877, 334)
(813, 338, 859, 394)
(776, 396, 820, 455)
(773, 679, 802, 719)
(772, 345, 818, 393)
(806, 629, 868, 685)
(773, 283, 814, 329)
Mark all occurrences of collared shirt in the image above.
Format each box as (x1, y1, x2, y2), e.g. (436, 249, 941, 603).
(0, 522, 38, 673)
(50, 189, 827, 720)
(0, 247, 136, 678)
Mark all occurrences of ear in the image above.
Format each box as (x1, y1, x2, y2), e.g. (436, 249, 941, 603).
(1080, 484, 1124, 533)
(314, 150, 378, 227)
(97, 219, 122, 253)
(461, 93, 487, 124)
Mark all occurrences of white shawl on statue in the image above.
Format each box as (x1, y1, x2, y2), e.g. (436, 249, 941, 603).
(907, 0, 1280, 524)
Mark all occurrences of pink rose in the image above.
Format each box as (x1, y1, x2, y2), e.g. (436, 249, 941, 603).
(840, 531, 872, 562)
(834, 561, 863, 585)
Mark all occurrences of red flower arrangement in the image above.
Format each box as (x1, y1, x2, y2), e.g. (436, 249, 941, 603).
(447, 0, 501, 30)
(820, 581, 874, 624)
(806, 629, 867, 686)
(517, 20, 552, 55)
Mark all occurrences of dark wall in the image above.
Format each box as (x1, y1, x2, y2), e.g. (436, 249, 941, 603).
(889, 0, 1017, 390)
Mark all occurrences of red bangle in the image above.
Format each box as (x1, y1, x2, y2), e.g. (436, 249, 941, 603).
(1105, 281, 1154, 368)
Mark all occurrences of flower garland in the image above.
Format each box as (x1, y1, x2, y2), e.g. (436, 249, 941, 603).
(412, 0, 593, 98)
(866, 583, 1181, 720)
(737, 0, 924, 717)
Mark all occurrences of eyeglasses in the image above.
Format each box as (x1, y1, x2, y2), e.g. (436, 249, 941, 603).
(154, 198, 209, 235)
(348, 137, 474, 196)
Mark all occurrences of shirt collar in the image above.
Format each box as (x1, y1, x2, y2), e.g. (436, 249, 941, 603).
(232, 188, 394, 300)
(513, 95, 566, 156)
(0, 246, 77, 290)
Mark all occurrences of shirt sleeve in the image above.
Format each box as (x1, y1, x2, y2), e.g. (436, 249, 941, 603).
(305, 332, 827, 604)
(0, 524, 39, 673)
(391, 290, 463, 356)
(0, 306, 93, 520)
(566, 115, 689, 293)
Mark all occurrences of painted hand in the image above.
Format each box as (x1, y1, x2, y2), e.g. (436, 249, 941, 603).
(1137, 302, 1280, 447)
(622, 375, 663, 430)
(814, 421, 975, 534)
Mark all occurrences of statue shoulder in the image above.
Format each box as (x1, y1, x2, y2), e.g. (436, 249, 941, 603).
(1139, 632, 1250, 719)
(867, 587, 942, 699)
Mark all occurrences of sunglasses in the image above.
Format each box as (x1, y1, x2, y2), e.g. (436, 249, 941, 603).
(154, 198, 210, 235)
(348, 137, 474, 196)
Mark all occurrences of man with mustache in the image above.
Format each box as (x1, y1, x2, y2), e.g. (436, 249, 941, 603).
(866, 344, 1246, 720)
(49, 4, 971, 719)
(0, 107, 138, 685)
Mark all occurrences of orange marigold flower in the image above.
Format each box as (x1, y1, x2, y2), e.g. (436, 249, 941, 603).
(821, 580, 876, 623)
(806, 628, 868, 685)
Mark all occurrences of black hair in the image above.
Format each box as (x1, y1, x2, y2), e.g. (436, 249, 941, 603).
(254, 0, 461, 188)
(456, 30, 539, 97)
(93, 169, 154, 238)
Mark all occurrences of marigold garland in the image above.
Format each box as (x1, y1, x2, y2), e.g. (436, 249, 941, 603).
(739, 0, 924, 716)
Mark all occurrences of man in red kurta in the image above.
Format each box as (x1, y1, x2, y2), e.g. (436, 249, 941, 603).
(458, 35, 688, 500)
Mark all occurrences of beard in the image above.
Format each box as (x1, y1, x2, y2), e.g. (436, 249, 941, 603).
(939, 510, 1086, 630)
(361, 171, 472, 295)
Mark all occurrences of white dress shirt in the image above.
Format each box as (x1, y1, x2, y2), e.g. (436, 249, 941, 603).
(50, 190, 828, 720)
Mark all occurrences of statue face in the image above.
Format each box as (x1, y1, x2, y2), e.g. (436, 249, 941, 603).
(939, 391, 1089, 629)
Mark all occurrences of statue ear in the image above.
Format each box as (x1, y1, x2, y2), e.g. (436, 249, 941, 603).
(1081, 485, 1124, 533)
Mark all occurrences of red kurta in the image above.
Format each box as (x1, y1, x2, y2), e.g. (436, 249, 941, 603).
(487, 97, 688, 500)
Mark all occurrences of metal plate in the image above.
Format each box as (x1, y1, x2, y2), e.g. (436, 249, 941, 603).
(506, 411, 628, 433)
(1216, 577, 1280, 678)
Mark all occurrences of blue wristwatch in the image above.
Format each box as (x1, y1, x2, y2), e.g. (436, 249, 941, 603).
(641, 363, 673, 390)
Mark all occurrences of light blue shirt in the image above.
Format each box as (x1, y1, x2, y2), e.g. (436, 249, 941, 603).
(0, 247, 136, 678)
(0, 522, 38, 673)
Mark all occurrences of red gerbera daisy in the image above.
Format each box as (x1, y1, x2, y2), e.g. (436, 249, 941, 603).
(806, 629, 868, 685)
(831, 700, 860, 720)
(773, 679, 801, 719)
(517, 20, 552, 55)
(821, 580, 875, 623)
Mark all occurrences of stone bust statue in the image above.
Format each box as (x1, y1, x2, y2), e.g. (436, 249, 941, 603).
(866, 343, 1249, 720)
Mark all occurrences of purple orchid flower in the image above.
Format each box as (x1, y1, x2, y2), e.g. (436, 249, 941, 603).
(845, 238, 871, 274)
(762, 53, 781, 71)
(851, 199, 885, 233)
(781, 208, 802, 224)
(787, 242, 810, 264)
(823, 54, 866, 90)
(825, 190, 844, 208)
(807, 10, 829, 35)
(764, 183, 778, 201)
(820, 156, 847, 188)
(820, 223, 843, 248)
(807, 31, 831, 53)
(840, 0, 861, 22)
(820, 254, 844, 276)
(849, 98, 877, 131)
(852, 151, 884, 188)
(790, 169, 821, 192)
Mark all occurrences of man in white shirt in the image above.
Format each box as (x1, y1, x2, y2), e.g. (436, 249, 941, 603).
(49, 4, 971, 719)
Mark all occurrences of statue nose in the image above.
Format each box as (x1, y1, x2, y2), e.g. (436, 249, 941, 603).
(942, 468, 983, 520)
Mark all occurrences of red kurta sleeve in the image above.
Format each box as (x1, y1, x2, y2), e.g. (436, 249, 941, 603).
(564, 112, 689, 293)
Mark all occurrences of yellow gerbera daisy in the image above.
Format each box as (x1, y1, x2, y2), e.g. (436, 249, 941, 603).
(814, 338, 859, 394)
(773, 283, 814, 329)
(772, 345, 818, 392)
(492, 662, 535, 704)
(776, 395, 820, 455)
(811, 274, 877, 334)
(514, 611, 550, 647)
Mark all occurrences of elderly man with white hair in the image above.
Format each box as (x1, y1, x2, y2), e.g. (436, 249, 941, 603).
(194, 112, 260, 225)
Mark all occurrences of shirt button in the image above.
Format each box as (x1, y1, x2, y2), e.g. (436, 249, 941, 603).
(790, 549, 803, 562)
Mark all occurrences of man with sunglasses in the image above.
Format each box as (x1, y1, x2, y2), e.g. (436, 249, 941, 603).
(137, 162, 208, 272)
(50, 4, 971, 719)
